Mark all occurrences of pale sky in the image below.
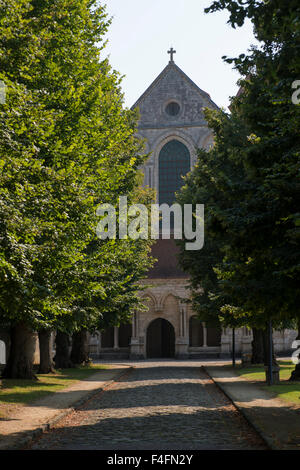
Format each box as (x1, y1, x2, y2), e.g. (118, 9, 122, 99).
(103, 0, 258, 111)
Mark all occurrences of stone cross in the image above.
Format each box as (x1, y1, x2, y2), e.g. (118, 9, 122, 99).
(168, 47, 176, 62)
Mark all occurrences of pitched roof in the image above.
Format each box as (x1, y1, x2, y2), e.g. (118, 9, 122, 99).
(131, 61, 218, 110)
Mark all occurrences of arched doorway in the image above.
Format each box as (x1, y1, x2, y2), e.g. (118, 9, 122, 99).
(206, 323, 222, 347)
(146, 318, 175, 358)
(119, 323, 132, 348)
(189, 316, 203, 346)
(101, 327, 114, 348)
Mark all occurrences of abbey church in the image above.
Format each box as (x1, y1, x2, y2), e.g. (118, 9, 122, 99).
(88, 52, 296, 360)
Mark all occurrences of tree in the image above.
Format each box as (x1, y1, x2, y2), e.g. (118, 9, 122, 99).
(205, 0, 300, 375)
(70, 329, 90, 366)
(38, 328, 55, 374)
(0, 1, 152, 378)
(176, 0, 300, 371)
(176, 109, 271, 359)
(68, 182, 155, 366)
(54, 331, 73, 369)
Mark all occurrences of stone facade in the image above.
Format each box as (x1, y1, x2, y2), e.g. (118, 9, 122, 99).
(90, 58, 297, 360)
(133, 61, 217, 199)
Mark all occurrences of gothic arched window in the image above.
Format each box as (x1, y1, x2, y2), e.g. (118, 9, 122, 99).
(159, 140, 190, 205)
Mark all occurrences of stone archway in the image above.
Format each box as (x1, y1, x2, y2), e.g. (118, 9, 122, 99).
(101, 327, 114, 348)
(119, 324, 132, 348)
(206, 324, 222, 347)
(146, 318, 175, 358)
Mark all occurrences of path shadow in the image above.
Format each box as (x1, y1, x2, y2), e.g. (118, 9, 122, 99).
(27, 409, 267, 450)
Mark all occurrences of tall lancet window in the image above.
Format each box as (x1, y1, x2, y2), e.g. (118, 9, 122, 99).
(159, 140, 190, 205)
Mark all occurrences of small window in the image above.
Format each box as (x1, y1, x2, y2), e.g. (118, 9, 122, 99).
(165, 101, 180, 116)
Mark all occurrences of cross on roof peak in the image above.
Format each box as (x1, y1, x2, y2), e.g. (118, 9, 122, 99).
(167, 47, 176, 63)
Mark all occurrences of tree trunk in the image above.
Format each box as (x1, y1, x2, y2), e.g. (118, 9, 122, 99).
(251, 328, 265, 364)
(54, 331, 73, 369)
(70, 329, 90, 365)
(2, 323, 37, 379)
(289, 322, 300, 381)
(38, 329, 55, 374)
(262, 325, 278, 366)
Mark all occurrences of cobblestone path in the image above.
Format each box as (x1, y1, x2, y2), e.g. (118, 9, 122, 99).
(31, 362, 266, 450)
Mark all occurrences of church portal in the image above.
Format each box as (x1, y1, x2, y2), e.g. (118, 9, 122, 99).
(146, 318, 175, 358)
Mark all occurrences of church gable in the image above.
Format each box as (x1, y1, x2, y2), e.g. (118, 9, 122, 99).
(132, 62, 218, 128)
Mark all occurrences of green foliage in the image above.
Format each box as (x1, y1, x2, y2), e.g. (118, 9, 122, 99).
(0, 1, 153, 335)
(176, 0, 300, 329)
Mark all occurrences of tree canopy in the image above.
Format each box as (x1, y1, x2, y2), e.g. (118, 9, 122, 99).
(0, 0, 154, 378)
(176, 0, 300, 335)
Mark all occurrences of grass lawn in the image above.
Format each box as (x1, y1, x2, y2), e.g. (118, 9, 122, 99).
(0, 364, 108, 418)
(234, 360, 300, 406)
